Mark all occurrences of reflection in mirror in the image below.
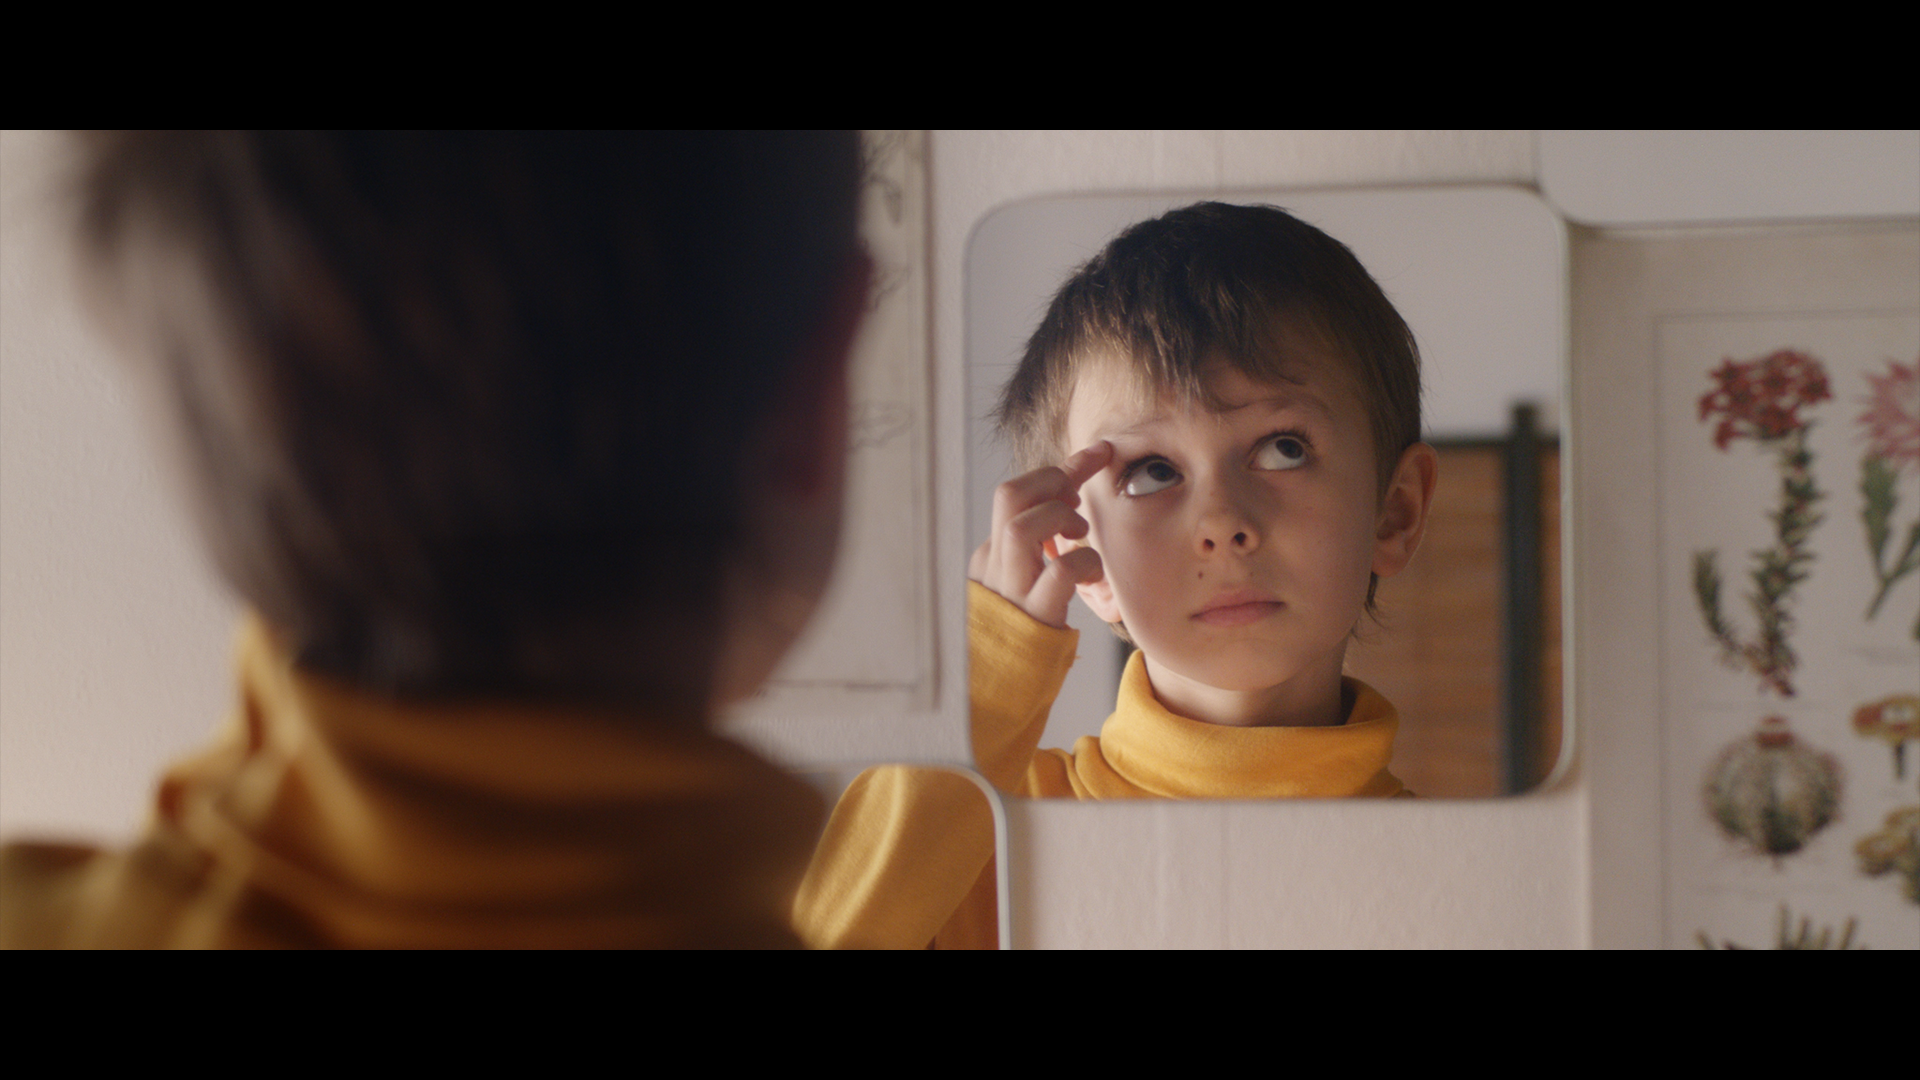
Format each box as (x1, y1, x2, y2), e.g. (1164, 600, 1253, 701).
(965, 188, 1566, 798)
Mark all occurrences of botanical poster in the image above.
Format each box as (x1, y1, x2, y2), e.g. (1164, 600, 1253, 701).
(1658, 311, 1919, 949)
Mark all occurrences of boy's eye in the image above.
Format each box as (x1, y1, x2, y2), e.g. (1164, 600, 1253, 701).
(1122, 459, 1182, 496)
(1253, 434, 1309, 471)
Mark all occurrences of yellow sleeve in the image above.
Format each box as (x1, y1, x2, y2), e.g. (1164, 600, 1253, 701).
(790, 582, 1079, 948)
(966, 582, 1080, 793)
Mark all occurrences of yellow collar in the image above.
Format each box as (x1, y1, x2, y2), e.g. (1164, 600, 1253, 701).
(1086, 652, 1406, 799)
(146, 618, 824, 947)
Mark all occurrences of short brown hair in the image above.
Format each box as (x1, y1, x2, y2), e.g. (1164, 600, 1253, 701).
(997, 201, 1422, 493)
(74, 131, 863, 711)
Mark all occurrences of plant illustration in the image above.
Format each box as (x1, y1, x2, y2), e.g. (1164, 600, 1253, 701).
(1856, 357, 1919, 639)
(1704, 716, 1841, 865)
(1855, 805, 1920, 906)
(1853, 694, 1920, 781)
(1693, 349, 1831, 697)
(1696, 904, 1864, 949)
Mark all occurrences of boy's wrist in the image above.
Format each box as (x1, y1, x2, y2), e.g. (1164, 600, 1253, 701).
(967, 580, 1079, 789)
(968, 581, 1080, 689)
(968, 579, 1077, 638)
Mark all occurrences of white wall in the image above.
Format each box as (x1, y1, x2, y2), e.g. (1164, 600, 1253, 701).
(1, 131, 242, 841)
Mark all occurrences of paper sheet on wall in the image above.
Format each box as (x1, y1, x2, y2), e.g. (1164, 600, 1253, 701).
(738, 131, 936, 721)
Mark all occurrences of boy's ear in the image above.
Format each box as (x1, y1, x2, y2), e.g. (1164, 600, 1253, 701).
(1372, 442, 1438, 580)
(1059, 537, 1122, 624)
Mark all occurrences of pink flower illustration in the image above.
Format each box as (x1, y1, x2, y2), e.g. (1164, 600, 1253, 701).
(1857, 357, 1920, 635)
(1858, 357, 1919, 472)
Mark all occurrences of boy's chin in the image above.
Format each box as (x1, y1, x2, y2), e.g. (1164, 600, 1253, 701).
(1153, 657, 1313, 695)
(1148, 640, 1348, 697)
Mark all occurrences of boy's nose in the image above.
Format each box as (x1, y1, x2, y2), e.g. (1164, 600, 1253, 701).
(1195, 503, 1260, 556)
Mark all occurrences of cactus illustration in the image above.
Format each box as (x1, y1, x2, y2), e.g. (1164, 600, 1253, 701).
(1704, 716, 1842, 864)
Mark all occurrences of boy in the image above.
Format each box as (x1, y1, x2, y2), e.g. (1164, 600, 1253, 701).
(797, 201, 1436, 947)
(1, 132, 868, 948)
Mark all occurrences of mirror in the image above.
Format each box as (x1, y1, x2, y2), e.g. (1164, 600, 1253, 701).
(965, 186, 1566, 797)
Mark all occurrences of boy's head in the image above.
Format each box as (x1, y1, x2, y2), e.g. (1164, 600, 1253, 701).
(997, 202, 1435, 708)
(73, 131, 867, 716)
(998, 202, 1421, 493)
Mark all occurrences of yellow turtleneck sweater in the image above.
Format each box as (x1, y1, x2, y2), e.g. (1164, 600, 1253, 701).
(1, 620, 825, 949)
(794, 583, 1407, 949)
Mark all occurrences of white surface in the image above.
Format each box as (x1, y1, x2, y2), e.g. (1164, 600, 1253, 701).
(1, 130, 241, 841)
(1539, 130, 1920, 226)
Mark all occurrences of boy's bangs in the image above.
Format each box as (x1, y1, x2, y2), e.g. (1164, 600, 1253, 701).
(1085, 299, 1321, 414)
(1002, 201, 1420, 484)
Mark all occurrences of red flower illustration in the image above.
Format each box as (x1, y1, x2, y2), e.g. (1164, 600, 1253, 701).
(1858, 357, 1920, 472)
(1700, 349, 1832, 450)
(1694, 348, 1831, 696)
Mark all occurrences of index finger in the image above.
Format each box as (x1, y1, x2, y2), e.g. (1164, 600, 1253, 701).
(1059, 441, 1114, 489)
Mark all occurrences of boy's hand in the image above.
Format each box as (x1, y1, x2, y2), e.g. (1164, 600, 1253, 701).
(969, 441, 1113, 629)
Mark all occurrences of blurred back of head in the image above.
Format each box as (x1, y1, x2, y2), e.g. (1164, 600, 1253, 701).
(74, 131, 865, 716)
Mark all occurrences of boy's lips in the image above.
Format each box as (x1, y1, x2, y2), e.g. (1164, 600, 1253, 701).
(1192, 589, 1284, 627)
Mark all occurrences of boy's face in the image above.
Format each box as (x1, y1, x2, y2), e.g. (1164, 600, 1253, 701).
(1064, 334, 1409, 720)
